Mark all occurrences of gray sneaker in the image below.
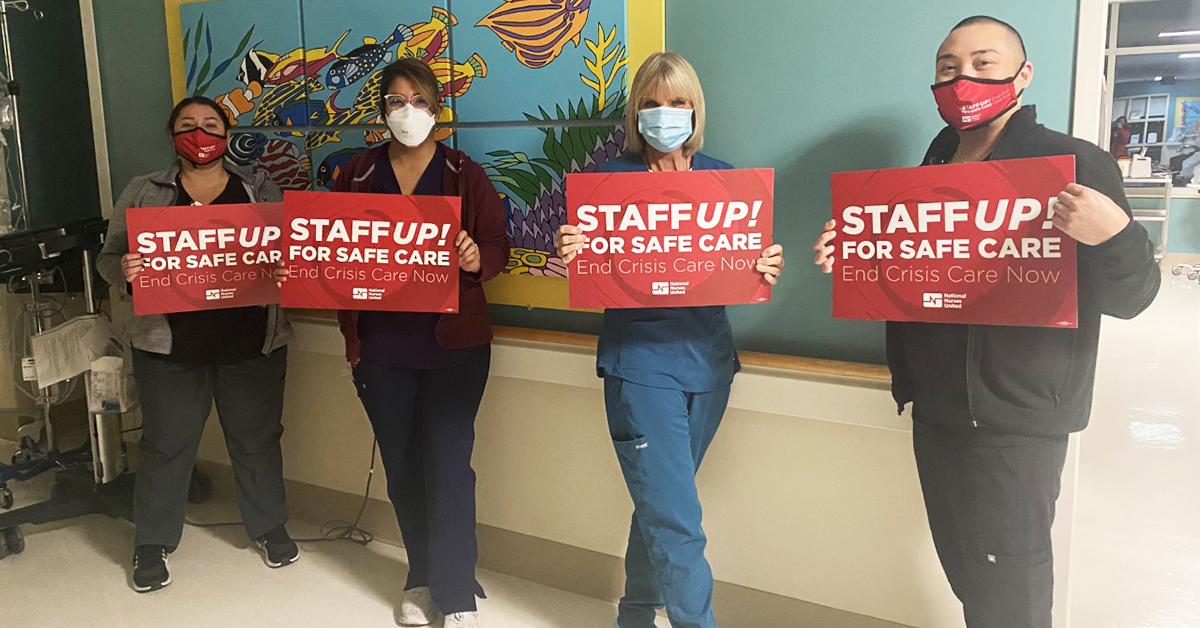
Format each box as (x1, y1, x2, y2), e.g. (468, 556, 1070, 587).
(395, 586, 440, 626)
(443, 612, 479, 628)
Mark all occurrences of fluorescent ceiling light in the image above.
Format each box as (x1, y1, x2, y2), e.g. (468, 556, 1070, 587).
(1156, 76, 1164, 80)
(1161, 30, 1200, 37)
(1181, 53, 1200, 58)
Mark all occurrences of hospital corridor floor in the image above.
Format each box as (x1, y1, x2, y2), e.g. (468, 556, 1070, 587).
(0, 469, 666, 628)
(1069, 259, 1200, 628)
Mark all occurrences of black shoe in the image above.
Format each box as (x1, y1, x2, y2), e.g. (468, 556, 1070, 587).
(256, 524, 299, 568)
(132, 545, 171, 593)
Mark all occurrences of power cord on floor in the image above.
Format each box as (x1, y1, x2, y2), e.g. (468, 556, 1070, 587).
(184, 440, 378, 547)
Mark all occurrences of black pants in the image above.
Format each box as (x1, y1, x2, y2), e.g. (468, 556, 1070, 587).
(132, 347, 289, 550)
(913, 423, 1069, 628)
(351, 346, 491, 615)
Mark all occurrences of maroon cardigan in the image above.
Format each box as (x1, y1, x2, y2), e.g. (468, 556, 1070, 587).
(334, 144, 510, 363)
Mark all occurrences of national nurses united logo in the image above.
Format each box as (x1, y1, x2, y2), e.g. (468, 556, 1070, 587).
(921, 292, 965, 310)
(351, 287, 385, 301)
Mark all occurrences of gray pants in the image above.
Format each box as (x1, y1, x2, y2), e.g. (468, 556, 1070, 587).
(131, 347, 289, 550)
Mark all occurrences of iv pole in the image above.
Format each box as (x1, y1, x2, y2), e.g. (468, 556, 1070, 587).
(0, 1, 42, 232)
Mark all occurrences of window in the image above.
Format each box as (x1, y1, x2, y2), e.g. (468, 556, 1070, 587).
(1105, 0, 1200, 189)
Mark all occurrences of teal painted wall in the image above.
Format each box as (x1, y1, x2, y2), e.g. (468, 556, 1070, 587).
(1131, 196, 1200, 254)
(1165, 199, 1200, 253)
(96, 0, 1083, 364)
(6, 3, 100, 228)
(93, 0, 175, 200)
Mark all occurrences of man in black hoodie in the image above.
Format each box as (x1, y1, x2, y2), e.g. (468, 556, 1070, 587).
(813, 16, 1160, 628)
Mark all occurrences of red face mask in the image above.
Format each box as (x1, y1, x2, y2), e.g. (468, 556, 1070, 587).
(931, 64, 1025, 131)
(172, 128, 228, 165)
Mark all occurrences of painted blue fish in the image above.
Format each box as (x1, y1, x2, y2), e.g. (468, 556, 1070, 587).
(317, 147, 365, 189)
(326, 24, 415, 90)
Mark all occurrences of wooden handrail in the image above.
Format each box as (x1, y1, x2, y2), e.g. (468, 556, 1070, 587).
(285, 310, 891, 382)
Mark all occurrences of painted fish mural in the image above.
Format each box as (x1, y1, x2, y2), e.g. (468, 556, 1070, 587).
(227, 131, 268, 167)
(316, 147, 365, 189)
(261, 31, 349, 86)
(476, 0, 592, 69)
(252, 76, 324, 127)
(236, 50, 276, 85)
(255, 139, 311, 191)
(306, 70, 383, 152)
(396, 6, 454, 62)
(326, 24, 416, 90)
(430, 53, 488, 100)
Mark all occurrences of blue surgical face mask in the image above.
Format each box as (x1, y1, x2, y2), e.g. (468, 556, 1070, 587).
(638, 106, 694, 153)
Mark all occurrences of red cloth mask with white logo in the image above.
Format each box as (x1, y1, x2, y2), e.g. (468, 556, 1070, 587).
(931, 65, 1024, 131)
(172, 128, 228, 166)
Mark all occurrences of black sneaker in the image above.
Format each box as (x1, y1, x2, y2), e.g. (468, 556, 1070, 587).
(255, 524, 299, 568)
(132, 545, 171, 593)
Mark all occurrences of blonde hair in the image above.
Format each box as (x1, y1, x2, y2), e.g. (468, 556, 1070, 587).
(624, 52, 706, 158)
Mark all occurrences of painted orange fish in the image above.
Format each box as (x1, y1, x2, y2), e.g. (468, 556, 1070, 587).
(396, 7, 455, 63)
(430, 53, 488, 100)
(476, 0, 591, 69)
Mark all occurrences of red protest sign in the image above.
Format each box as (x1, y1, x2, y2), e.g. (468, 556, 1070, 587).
(127, 203, 282, 316)
(830, 156, 1078, 328)
(566, 168, 774, 309)
(281, 191, 461, 312)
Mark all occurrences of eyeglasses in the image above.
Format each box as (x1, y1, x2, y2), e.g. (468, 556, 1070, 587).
(384, 94, 433, 111)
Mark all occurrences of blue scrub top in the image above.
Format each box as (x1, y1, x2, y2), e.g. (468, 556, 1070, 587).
(593, 152, 740, 392)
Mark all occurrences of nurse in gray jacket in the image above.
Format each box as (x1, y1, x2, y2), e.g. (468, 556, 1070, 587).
(97, 96, 296, 593)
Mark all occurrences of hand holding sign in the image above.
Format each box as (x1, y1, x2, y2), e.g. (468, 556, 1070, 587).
(1052, 183, 1131, 246)
(756, 243, 785, 285)
(122, 253, 146, 283)
(456, 231, 481, 274)
(813, 219, 837, 274)
(555, 224, 589, 264)
(273, 260, 289, 288)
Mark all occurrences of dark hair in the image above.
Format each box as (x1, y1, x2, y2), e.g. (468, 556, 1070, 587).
(377, 58, 442, 115)
(952, 15, 1027, 59)
(166, 96, 231, 134)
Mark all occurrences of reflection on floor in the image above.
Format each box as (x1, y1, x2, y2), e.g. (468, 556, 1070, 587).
(0, 468, 666, 628)
(1071, 258, 1200, 628)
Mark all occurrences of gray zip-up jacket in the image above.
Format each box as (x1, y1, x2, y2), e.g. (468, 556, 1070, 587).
(97, 161, 294, 355)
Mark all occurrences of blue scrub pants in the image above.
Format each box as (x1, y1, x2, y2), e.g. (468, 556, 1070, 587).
(351, 347, 491, 614)
(603, 376, 731, 628)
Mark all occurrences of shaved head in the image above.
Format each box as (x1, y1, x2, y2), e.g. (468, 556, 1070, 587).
(950, 16, 1026, 60)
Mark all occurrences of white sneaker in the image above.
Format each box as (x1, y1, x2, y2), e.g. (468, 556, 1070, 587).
(394, 587, 440, 626)
(443, 612, 479, 628)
